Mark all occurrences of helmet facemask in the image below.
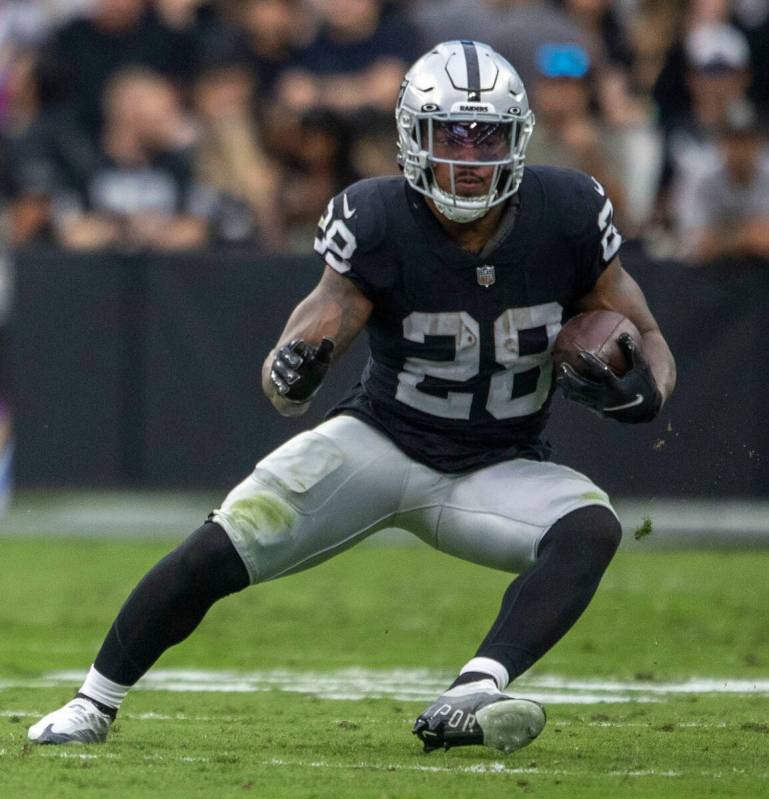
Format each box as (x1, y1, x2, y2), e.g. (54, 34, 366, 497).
(399, 115, 533, 222)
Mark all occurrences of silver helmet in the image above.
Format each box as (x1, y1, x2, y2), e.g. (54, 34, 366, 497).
(396, 40, 535, 223)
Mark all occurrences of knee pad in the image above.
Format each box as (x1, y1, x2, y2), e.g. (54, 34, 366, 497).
(174, 522, 249, 596)
(539, 505, 622, 564)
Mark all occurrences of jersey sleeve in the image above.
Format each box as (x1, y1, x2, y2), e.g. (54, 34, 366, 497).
(552, 170, 624, 297)
(313, 178, 393, 299)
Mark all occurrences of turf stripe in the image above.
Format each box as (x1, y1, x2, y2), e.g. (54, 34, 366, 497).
(4, 668, 769, 704)
(0, 710, 737, 732)
(5, 491, 769, 544)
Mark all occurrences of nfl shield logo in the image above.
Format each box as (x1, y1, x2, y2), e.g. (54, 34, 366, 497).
(476, 265, 495, 288)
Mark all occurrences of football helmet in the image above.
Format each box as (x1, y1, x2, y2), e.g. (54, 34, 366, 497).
(396, 40, 535, 223)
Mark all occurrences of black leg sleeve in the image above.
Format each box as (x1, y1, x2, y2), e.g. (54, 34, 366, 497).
(93, 522, 249, 686)
(475, 505, 622, 682)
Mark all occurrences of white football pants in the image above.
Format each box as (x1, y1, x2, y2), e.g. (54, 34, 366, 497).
(212, 414, 616, 584)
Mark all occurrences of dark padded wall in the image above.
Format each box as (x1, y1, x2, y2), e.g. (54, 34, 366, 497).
(7, 246, 767, 495)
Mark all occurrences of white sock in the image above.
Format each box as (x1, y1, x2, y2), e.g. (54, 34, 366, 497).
(79, 665, 131, 711)
(459, 657, 510, 691)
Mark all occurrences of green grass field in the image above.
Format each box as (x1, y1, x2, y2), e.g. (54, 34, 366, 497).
(2, 533, 769, 798)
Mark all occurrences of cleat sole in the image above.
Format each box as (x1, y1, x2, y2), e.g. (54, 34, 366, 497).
(476, 698, 546, 754)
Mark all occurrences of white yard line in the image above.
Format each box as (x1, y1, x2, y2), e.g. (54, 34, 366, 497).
(3, 668, 769, 705)
(0, 710, 239, 722)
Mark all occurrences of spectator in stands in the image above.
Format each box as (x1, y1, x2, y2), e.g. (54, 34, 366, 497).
(348, 108, 398, 180)
(221, 0, 314, 174)
(524, 42, 630, 227)
(191, 43, 285, 250)
(54, 67, 214, 251)
(653, 0, 769, 132)
(0, 2, 57, 129)
(276, 0, 421, 115)
(2, 46, 84, 247)
(685, 21, 753, 132)
(265, 0, 418, 247)
(557, 0, 634, 69)
(658, 21, 754, 229)
(556, 0, 649, 129)
(2, 48, 40, 137)
(732, 0, 769, 116)
(407, 0, 596, 89)
(6, 1, 732, 252)
(409, 0, 649, 179)
(674, 99, 769, 265)
(234, 0, 314, 101)
(625, 0, 681, 99)
(153, 0, 211, 31)
(279, 108, 355, 250)
(48, 0, 196, 138)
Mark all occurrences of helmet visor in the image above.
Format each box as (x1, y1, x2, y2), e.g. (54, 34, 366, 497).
(430, 120, 513, 164)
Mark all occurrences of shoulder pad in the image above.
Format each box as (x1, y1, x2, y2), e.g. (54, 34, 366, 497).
(314, 178, 388, 274)
(531, 166, 622, 264)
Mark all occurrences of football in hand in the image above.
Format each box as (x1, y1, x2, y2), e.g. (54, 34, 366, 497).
(552, 310, 642, 377)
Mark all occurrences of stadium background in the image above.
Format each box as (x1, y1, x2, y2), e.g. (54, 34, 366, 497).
(1, 0, 767, 533)
(1, 4, 769, 796)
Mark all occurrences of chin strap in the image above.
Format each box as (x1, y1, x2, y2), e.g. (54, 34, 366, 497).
(431, 185, 493, 223)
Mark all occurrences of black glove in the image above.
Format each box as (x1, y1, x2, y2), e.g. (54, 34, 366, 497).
(270, 337, 335, 403)
(556, 333, 662, 423)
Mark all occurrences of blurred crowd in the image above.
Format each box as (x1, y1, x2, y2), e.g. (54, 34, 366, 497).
(0, 0, 767, 266)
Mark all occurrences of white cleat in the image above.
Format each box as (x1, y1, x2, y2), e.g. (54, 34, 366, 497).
(28, 697, 113, 745)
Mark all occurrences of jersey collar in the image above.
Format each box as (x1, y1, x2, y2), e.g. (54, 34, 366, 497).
(404, 169, 542, 269)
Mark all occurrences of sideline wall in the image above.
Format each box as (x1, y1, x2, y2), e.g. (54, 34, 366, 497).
(7, 246, 766, 496)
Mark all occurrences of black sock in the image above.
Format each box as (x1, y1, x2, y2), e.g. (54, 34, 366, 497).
(475, 505, 621, 681)
(93, 522, 249, 685)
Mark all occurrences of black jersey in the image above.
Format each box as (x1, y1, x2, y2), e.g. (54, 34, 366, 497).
(314, 166, 623, 473)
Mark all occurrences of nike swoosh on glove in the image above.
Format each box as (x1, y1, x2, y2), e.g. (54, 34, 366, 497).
(556, 333, 662, 423)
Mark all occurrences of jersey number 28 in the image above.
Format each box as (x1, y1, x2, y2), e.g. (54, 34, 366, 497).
(395, 302, 563, 420)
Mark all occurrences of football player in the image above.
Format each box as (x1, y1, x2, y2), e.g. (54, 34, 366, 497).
(29, 41, 675, 753)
